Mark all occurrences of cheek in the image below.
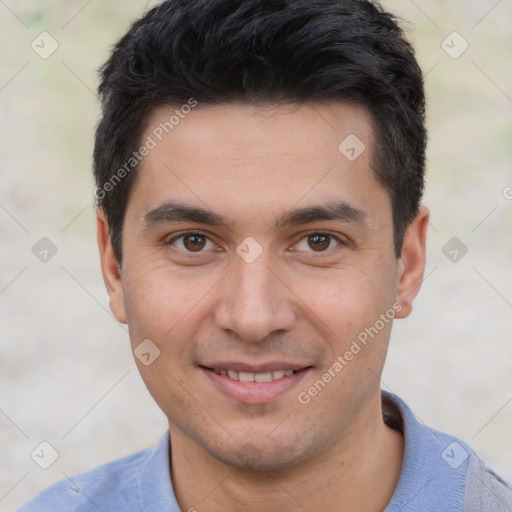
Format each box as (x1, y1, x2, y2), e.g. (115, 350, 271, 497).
(122, 269, 210, 411)
(301, 265, 394, 330)
(122, 266, 218, 349)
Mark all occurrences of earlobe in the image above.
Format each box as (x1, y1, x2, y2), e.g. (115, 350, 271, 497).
(96, 209, 127, 324)
(395, 205, 429, 319)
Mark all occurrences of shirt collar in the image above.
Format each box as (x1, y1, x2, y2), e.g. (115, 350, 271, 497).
(382, 391, 471, 511)
(138, 430, 180, 510)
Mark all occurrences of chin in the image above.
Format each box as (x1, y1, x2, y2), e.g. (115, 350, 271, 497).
(204, 435, 314, 473)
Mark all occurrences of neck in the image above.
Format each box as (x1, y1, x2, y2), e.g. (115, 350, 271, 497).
(170, 392, 404, 512)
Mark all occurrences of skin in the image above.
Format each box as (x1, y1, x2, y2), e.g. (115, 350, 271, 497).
(97, 101, 429, 511)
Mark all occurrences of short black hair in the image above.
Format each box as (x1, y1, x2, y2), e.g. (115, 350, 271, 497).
(94, 0, 426, 263)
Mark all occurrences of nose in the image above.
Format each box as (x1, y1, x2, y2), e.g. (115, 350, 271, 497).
(213, 253, 296, 344)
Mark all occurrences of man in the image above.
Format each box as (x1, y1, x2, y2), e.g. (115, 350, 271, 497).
(18, 0, 512, 510)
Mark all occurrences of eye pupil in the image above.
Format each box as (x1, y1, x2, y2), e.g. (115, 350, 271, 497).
(184, 234, 206, 252)
(308, 234, 330, 251)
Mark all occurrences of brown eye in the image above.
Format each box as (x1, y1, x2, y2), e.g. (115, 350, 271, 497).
(294, 232, 342, 254)
(307, 234, 331, 251)
(183, 234, 207, 252)
(166, 231, 218, 258)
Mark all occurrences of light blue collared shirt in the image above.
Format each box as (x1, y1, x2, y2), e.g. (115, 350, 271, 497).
(17, 392, 512, 511)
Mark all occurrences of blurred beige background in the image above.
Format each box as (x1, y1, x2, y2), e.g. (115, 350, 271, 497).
(1, 0, 511, 509)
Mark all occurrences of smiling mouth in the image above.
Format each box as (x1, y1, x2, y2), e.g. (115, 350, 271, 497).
(200, 365, 312, 403)
(201, 366, 310, 383)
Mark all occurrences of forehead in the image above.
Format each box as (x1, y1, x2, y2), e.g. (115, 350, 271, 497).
(144, 100, 375, 163)
(126, 101, 390, 230)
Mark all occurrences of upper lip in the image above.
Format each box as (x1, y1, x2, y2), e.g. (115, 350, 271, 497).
(201, 362, 310, 373)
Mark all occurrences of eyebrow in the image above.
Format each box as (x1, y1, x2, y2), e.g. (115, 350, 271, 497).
(143, 200, 368, 231)
(274, 201, 367, 229)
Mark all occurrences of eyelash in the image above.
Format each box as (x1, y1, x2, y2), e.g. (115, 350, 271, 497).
(166, 230, 344, 255)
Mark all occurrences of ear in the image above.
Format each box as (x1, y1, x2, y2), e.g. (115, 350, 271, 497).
(96, 209, 127, 324)
(394, 205, 429, 319)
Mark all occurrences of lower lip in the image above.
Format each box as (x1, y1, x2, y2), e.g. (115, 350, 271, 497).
(201, 367, 311, 404)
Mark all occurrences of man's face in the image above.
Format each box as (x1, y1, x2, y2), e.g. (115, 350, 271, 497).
(100, 101, 420, 471)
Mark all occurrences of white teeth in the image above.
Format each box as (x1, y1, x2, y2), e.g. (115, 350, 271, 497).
(239, 371, 254, 382)
(255, 371, 273, 383)
(214, 369, 296, 382)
